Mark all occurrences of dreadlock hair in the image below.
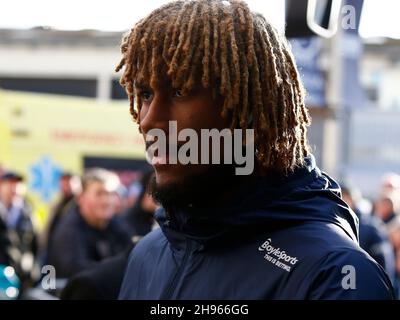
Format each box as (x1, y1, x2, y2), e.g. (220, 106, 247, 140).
(116, 0, 311, 173)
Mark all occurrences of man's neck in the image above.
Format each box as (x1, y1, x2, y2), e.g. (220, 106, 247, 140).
(154, 168, 259, 213)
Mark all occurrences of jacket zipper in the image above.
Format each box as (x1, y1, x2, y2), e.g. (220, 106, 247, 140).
(160, 240, 192, 299)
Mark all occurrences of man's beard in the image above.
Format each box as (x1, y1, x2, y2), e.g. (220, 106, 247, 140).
(150, 164, 243, 211)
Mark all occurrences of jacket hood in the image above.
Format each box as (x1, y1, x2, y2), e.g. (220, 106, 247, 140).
(155, 155, 359, 249)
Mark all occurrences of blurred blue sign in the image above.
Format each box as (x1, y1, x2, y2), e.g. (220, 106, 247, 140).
(29, 156, 62, 202)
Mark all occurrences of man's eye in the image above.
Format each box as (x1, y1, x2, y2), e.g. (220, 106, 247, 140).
(140, 91, 153, 101)
(173, 89, 184, 98)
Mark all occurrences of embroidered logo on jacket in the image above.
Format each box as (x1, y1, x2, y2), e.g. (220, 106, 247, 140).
(258, 238, 299, 272)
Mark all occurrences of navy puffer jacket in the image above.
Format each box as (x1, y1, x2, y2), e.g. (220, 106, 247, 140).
(119, 156, 394, 300)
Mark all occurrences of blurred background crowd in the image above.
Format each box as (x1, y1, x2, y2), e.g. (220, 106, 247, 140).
(0, 167, 158, 298)
(0, 0, 400, 299)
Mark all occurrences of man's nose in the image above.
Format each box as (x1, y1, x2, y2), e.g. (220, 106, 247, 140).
(139, 93, 170, 135)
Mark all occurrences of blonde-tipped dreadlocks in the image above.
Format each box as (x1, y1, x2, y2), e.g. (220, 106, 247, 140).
(116, 0, 311, 173)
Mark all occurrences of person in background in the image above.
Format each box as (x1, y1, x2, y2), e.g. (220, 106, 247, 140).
(61, 170, 157, 300)
(381, 173, 400, 198)
(0, 171, 37, 288)
(395, 249, 400, 298)
(374, 197, 398, 225)
(380, 173, 400, 220)
(342, 186, 396, 285)
(110, 184, 128, 216)
(124, 180, 142, 210)
(47, 168, 130, 278)
(120, 170, 158, 242)
(387, 222, 400, 298)
(41, 172, 75, 263)
(389, 223, 400, 251)
(0, 214, 11, 266)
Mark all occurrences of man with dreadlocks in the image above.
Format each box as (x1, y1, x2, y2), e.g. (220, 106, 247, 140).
(117, 0, 394, 299)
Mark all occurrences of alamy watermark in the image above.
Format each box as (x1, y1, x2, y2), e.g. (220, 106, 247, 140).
(41, 265, 56, 290)
(341, 264, 356, 290)
(341, 5, 357, 30)
(145, 121, 255, 175)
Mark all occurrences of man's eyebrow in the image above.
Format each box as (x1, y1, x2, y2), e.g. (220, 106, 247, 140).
(134, 82, 151, 90)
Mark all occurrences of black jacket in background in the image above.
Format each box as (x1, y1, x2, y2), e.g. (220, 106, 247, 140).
(0, 218, 10, 265)
(60, 203, 156, 300)
(44, 195, 73, 260)
(47, 203, 130, 278)
(60, 246, 132, 300)
(356, 210, 396, 284)
(120, 201, 155, 239)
